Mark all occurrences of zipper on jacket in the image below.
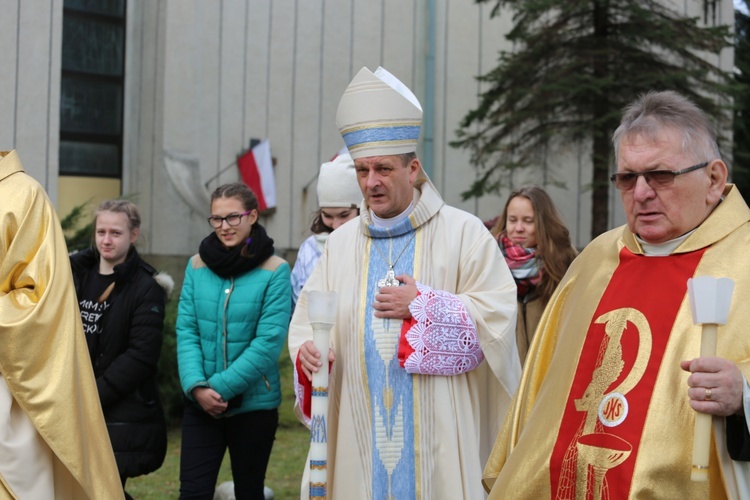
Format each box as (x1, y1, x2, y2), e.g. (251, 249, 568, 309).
(262, 375, 271, 391)
(222, 277, 234, 370)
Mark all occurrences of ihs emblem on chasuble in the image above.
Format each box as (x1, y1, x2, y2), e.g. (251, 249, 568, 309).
(557, 307, 651, 500)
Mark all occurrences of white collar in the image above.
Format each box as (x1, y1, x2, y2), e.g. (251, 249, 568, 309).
(370, 201, 415, 229)
(637, 229, 695, 256)
(636, 196, 724, 256)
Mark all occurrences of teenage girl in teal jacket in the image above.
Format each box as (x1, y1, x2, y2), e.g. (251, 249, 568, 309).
(176, 183, 291, 500)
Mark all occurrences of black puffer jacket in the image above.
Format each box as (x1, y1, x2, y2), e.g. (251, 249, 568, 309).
(70, 246, 168, 478)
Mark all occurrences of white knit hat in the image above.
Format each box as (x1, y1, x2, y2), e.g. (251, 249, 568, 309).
(317, 153, 362, 208)
(336, 67, 422, 160)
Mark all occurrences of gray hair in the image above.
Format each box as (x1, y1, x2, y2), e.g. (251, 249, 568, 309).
(398, 152, 417, 167)
(612, 90, 721, 165)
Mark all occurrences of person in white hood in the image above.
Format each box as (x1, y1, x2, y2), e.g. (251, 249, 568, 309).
(290, 153, 361, 307)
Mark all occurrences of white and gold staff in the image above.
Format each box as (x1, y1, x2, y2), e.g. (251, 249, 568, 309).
(484, 91, 750, 499)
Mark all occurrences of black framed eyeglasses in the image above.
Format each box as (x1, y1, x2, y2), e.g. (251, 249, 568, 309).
(609, 161, 710, 191)
(207, 210, 252, 228)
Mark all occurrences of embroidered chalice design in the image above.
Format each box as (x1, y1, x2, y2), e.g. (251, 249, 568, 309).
(562, 308, 652, 500)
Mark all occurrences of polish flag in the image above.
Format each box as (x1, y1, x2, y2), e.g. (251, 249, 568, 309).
(237, 139, 276, 212)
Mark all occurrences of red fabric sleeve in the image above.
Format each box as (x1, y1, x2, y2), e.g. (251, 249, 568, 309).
(295, 352, 312, 419)
(398, 290, 421, 367)
(295, 351, 335, 419)
(398, 317, 417, 368)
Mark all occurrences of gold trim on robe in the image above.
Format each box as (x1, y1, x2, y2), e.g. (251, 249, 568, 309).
(484, 184, 750, 499)
(0, 150, 123, 499)
(289, 172, 521, 499)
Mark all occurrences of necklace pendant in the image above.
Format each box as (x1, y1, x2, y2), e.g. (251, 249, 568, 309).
(378, 268, 400, 288)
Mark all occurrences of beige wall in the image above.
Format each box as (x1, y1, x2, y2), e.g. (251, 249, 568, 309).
(57, 176, 122, 227)
(133, 0, 522, 256)
(2, 0, 736, 255)
(0, 0, 62, 202)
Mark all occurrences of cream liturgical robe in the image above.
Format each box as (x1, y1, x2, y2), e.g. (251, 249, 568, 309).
(0, 151, 123, 499)
(288, 174, 521, 499)
(484, 185, 750, 500)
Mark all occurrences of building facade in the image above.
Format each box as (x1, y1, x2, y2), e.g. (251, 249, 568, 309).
(2, 0, 735, 264)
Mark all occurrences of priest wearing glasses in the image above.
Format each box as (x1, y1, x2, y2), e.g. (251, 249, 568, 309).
(484, 90, 750, 499)
(288, 66, 521, 499)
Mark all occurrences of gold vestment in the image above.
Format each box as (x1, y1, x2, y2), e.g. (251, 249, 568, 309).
(0, 150, 122, 499)
(484, 185, 750, 499)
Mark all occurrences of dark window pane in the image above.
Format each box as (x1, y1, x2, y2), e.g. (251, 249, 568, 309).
(62, 17, 124, 76)
(60, 141, 120, 176)
(60, 1, 125, 180)
(64, 0, 125, 17)
(60, 77, 123, 135)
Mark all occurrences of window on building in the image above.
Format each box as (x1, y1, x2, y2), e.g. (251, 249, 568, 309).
(60, 0, 126, 177)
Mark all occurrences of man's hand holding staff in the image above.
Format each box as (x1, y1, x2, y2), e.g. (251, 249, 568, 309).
(685, 276, 735, 482)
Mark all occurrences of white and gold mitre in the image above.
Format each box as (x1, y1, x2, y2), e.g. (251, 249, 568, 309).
(336, 66, 422, 160)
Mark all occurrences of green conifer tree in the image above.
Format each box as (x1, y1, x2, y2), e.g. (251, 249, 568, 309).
(454, 0, 740, 238)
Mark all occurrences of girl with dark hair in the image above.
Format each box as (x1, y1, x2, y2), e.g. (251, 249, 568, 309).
(491, 185, 578, 365)
(70, 199, 171, 499)
(176, 182, 292, 499)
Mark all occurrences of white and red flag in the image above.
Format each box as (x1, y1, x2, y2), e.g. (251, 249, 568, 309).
(237, 139, 276, 212)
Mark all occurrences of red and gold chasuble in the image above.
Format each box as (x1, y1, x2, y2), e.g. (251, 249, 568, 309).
(550, 246, 705, 500)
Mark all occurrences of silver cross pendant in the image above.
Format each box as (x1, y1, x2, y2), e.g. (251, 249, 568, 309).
(377, 267, 400, 287)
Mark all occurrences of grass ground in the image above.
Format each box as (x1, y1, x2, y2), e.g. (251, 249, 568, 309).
(126, 349, 309, 499)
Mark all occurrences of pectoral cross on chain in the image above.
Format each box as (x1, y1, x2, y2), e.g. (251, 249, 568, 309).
(378, 267, 401, 287)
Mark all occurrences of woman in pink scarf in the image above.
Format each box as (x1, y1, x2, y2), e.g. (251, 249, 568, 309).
(491, 186, 577, 365)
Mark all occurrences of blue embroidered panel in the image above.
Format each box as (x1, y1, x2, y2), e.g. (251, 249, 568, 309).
(364, 221, 418, 499)
(343, 125, 421, 150)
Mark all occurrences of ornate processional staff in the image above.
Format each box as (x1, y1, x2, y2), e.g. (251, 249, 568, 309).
(307, 291, 338, 499)
(687, 276, 735, 482)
